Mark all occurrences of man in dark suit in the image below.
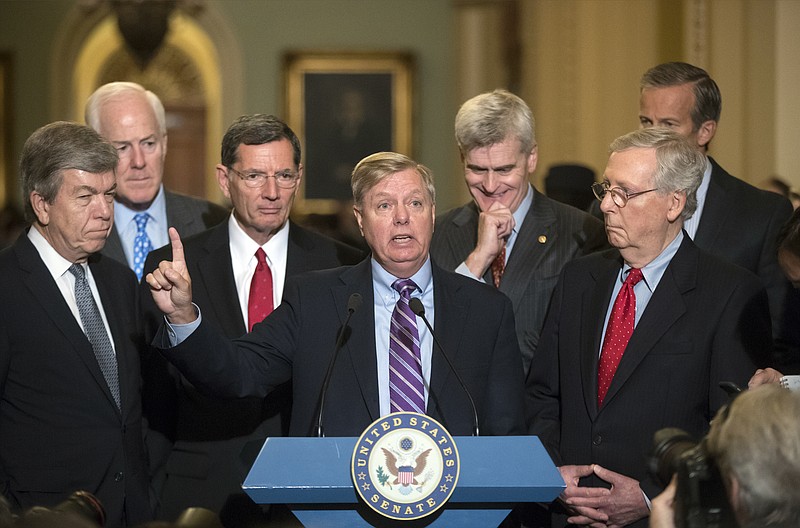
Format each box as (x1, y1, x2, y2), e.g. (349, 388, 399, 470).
(430, 89, 607, 376)
(85, 82, 228, 280)
(0, 122, 150, 525)
(145, 152, 525, 441)
(140, 115, 364, 523)
(637, 62, 796, 370)
(527, 128, 773, 527)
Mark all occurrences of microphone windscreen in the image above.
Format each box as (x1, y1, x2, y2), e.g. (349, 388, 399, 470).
(409, 297, 425, 316)
(347, 293, 363, 313)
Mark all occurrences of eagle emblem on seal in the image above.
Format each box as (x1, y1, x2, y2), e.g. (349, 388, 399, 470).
(381, 447, 431, 488)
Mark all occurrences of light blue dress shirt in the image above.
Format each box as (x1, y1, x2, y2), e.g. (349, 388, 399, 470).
(371, 258, 435, 416)
(599, 231, 684, 354)
(114, 185, 168, 269)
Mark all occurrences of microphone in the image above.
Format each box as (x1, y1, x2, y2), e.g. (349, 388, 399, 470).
(315, 293, 362, 437)
(409, 297, 480, 436)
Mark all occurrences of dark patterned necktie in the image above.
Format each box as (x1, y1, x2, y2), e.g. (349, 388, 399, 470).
(132, 212, 153, 281)
(247, 248, 274, 331)
(597, 268, 644, 407)
(389, 278, 425, 413)
(69, 263, 121, 409)
(491, 245, 506, 288)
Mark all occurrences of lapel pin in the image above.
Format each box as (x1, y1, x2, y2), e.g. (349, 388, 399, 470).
(538, 235, 547, 244)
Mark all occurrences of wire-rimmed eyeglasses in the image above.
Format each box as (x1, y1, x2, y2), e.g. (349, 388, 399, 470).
(228, 166, 299, 189)
(591, 181, 658, 208)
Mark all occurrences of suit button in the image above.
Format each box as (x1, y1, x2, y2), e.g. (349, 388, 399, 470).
(592, 435, 602, 446)
(115, 471, 124, 482)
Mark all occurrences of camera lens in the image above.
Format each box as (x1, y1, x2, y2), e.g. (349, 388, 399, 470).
(54, 491, 106, 527)
(649, 427, 697, 487)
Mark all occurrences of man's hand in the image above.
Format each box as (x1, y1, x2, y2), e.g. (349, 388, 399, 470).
(464, 201, 514, 278)
(649, 476, 677, 528)
(564, 465, 649, 528)
(145, 227, 195, 324)
(558, 465, 610, 527)
(748, 367, 783, 389)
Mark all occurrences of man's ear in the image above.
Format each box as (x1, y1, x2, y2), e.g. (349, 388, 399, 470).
(666, 190, 687, 223)
(215, 165, 232, 199)
(353, 205, 364, 237)
(30, 191, 50, 226)
(696, 120, 717, 150)
(526, 144, 539, 174)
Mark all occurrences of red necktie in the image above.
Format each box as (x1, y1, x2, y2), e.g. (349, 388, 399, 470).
(247, 248, 274, 332)
(597, 268, 644, 407)
(491, 245, 506, 288)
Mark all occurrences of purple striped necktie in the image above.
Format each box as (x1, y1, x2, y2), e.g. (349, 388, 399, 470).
(389, 278, 425, 413)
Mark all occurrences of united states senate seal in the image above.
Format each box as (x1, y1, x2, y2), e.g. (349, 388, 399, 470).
(351, 412, 460, 521)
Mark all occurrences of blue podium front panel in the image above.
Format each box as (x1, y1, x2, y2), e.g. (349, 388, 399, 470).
(243, 435, 564, 527)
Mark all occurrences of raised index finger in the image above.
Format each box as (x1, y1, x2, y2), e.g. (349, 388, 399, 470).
(168, 227, 185, 265)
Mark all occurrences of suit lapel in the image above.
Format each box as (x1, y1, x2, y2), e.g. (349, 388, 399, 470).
(580, 254, 620, 419)
(693, 159, 730, 249)
(428, 265, 469, 416)
(499, 189, 556, 307)
(15, 237, 120, 412)
(102, 226, 127, 264)
(286, 222, 326, 276)
(196, 224, 246, 335)
(599, 238, 696, 410)
(336, 260, 381, 422)
(443, 205, 485, 279)
(165, 190, 197, 234)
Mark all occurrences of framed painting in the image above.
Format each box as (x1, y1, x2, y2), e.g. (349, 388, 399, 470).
(284, 51, 414, 213)
(0, 53, 12, 207)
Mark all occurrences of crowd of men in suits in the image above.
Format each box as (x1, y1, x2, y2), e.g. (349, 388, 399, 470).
(1, 61, 798, 528)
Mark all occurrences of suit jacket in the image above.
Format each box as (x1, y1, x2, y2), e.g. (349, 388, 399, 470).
(586, 159, 795, 369)
(101, 190, 229, 266)
(527, 236, 773, 519)
(139, 220, 364, 517)
(430, 188, 608, 376)
(695, 158, 796, 369)
(0, 233, 150, 526)
(156, 259, 526, 438)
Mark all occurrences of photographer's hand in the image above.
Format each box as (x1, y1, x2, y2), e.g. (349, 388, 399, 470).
(558, 465, 610, 527)
(564, 465, 648, 528)
(649, 476, 677, 528)
(748, 367, 783, 388)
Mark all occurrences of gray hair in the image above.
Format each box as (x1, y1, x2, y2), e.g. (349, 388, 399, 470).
(609, 128, 704, 221)
(707, 385, 800, 527)
(351, 152, 435, 207)
(85, 81, 167, 136)
(20, 121, 118, 222)
(640, 62, 722, 130)
(221, 114, 302, 168)
(454, 89, 535, 155)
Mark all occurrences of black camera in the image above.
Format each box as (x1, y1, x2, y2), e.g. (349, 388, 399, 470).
(649, 427, 737, 528)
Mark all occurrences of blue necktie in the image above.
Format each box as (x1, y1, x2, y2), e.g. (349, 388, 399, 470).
(132, 212, 153, 281)
(69, 264, 121, 409)
(389, 278, 425, 413)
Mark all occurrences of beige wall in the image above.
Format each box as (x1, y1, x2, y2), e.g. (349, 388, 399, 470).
(517, 0, 799, 192)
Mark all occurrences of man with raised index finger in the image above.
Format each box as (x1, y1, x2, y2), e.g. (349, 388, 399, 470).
(147, 152, 526, 439)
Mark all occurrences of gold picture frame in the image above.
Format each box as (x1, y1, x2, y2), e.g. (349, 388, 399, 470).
(0, 53, 12, 206)
(284, 51, 414, 214)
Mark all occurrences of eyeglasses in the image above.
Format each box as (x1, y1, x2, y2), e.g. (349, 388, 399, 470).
(228, 166, 299, 189)
(591, 181, 658, 208)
